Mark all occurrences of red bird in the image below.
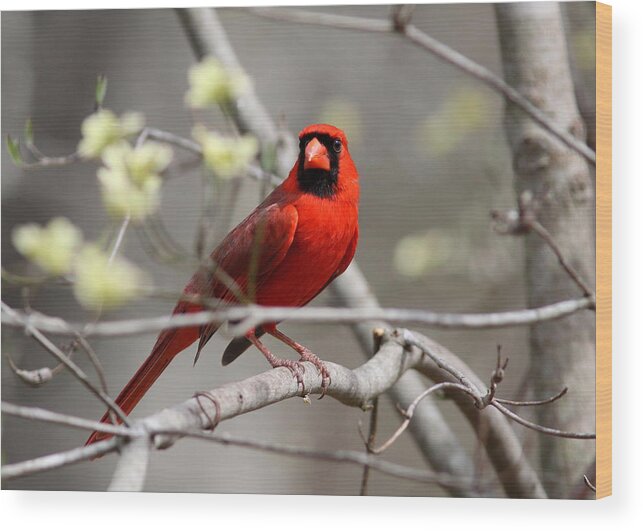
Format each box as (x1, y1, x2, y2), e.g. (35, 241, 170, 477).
(85, 124, 359, 445)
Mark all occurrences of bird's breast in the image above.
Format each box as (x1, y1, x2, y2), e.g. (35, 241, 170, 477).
(255, 196, 358, 307)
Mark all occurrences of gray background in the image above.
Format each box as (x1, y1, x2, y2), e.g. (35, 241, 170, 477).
(1, 3, 596, 495)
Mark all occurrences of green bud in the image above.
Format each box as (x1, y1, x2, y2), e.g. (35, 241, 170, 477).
(95, 75, 108, 107)
(7, 135, 22, 166)
(24, 118, 34, 145)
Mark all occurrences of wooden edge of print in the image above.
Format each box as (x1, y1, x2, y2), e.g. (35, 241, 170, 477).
(595, 0, 612, 500)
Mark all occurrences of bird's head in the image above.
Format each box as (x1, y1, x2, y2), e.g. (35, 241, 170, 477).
(295, 124, 357, 199)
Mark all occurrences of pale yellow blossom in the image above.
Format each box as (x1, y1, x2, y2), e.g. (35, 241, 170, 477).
(186, 57, 249, 108)
(192, 126, 258, 179)
(78, 110, 144, 158)
(12, 218, 82, 275)
(73, 245, 145, 310)
(97, 141, 172, 220)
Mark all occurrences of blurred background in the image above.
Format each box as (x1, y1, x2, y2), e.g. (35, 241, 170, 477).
(1, 3, 596, 496)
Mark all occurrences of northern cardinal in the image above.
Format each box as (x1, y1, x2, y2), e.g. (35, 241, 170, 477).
(85, 124, 359, 445)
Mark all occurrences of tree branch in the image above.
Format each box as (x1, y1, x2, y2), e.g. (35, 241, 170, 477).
(176, 8, 298, 176)
(495, 2, 596, 496)
(108, 436, 151, 492)
(247, 6, 595, 165)
(0, 401, 474, 491)
(1, 401, 132, 437)
(4, 328, 560, 497)
(172, 7, 543, 498)
(1, 297, 594, 339)
(1, 301, 130, 426)
(1, 438, 119, 482)
(106, 329, 547, 497)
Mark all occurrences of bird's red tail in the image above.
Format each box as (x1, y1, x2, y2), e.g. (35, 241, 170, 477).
(85, 303, 202, 446)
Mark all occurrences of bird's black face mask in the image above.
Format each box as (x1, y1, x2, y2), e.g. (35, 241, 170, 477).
(297, 133, 341, 198)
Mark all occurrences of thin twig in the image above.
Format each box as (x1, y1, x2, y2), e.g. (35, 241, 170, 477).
(370, 382, 469, 454)
(160, 427, 471, 491)
(1, 297, 594, 339)
(491, 401, 595, 439)
(108, 216, 131, 263)
(4, 329, 546, 496)
(398, 329, 595, 440)
(529, 219, 594, 298)
(4, 349, 55, 386)
(492, 195, 595, 302)
(359, 332, 383, 495)
(176, 8, 299, 176)
(18, 150, 81, 169)
(0, 401, 468, 490)
(145, 126, 282, 186)
(495, 387, 568, 406)
(358, 396, 378, 495)
(1, 302, 130, 426)
(583, 474, 597, 493)
(1, 438, 119, 481)
(1, 402, 133, 437)
(248, 6, 595, 165)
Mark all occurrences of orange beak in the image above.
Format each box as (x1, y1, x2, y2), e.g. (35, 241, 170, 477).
(304, 137, 330, 171)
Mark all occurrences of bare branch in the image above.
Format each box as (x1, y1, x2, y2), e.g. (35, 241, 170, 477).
(18, 150, 81, 169)
(528, 219, 594, 298)
(248, 6, 595, 165)
(492, 196, 595, 300)
(108, 436, 151, 492)
(1, 438, 119, 482)
(398, 330, 595, 440)
(144, 127, 283, 187)
(1, 401, 132, 437)
(173, 9, 542, 498)
(176, 8, 298, 176)
(495, 387, 568, 407)
(4, 349, 55, 386)
(160, 428, 471, 491)
(1, 302, 130, 426)
(583, 475, 596, 493)
(0, 402, 470, 491)
(370, 382, 469, 454)
(127, 330, 546, 497)
(491, 402, 595, 439)
(1, 297, 594, 340)
(4, 329, 555, 496)
(359, 397, 378, 495)
(496, 2, 597, 495)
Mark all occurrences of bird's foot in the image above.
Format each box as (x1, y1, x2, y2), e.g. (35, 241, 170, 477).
(297, 348, 331, 399)
(266, 355, 307, 395)
(247, 331, 306, 395)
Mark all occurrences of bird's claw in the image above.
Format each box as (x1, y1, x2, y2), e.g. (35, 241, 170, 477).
(269, 358, 307, 395)
(298, 349, 331, 399)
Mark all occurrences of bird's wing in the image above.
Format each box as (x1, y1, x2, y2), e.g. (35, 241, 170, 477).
(85, 202, 300, 445)
(221, 226, 358, 367)
(189, 201, 299, 361)
(188, 201, 299, 302)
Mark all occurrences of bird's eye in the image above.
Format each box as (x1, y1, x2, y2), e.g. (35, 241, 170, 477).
(332, 139, 342, 153)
